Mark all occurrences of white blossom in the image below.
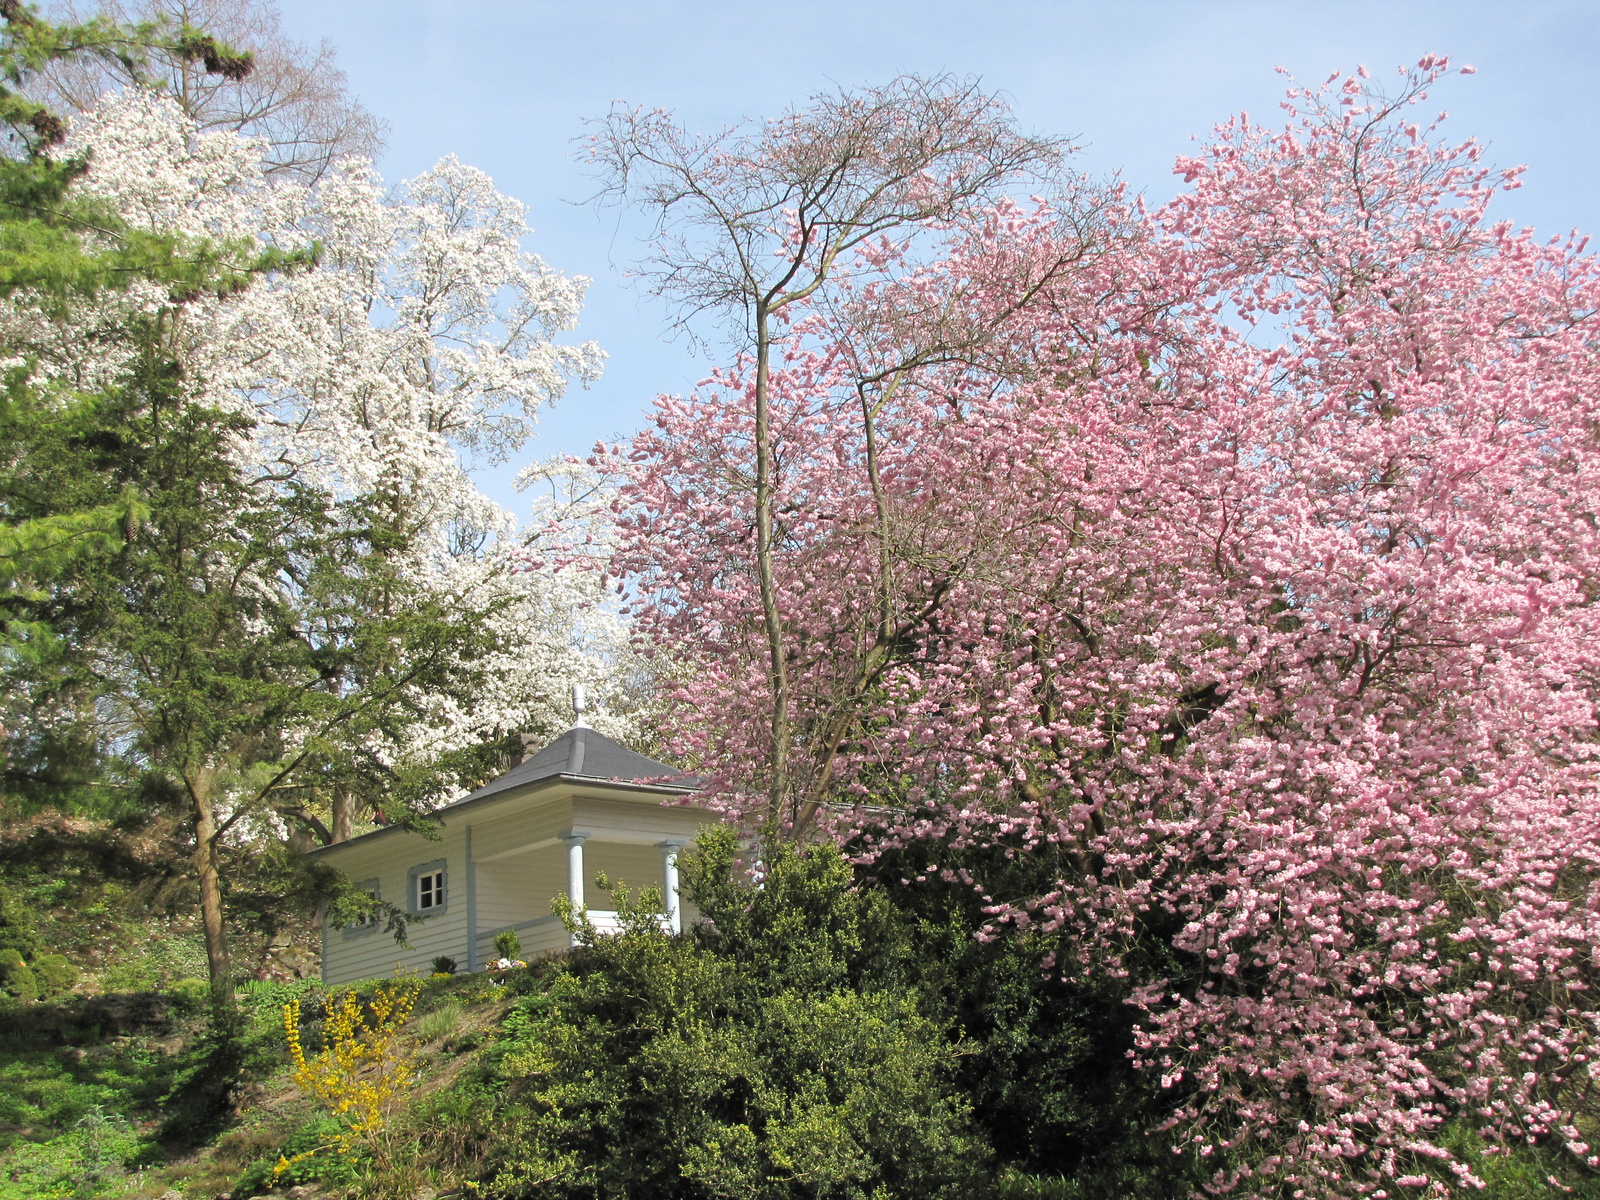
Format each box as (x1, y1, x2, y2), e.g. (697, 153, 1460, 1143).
(20, 91, 648, 802)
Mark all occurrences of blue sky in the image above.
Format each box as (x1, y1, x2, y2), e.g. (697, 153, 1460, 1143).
(275, 0, 1600, 514)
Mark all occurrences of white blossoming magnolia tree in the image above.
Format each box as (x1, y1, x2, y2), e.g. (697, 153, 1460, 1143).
(3, 90, 643, 984)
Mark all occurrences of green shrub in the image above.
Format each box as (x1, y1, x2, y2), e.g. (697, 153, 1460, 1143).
(492, 929, 520, 960)
(165, 977, 211, 1016)
(235, 977, 325, 1076)
(430, 954, 457, 975)
(0, 887, 40, 961)
(477, 832, 988, 1199)
(0, 1031, 182, 1200)
(438, 825, 1210, 1199)
(231, 1116, 361, 1197)
(0, 950, 38, 1004)
(32, 954, 77, 999)
(97, 931, 207, 993)
(0, 1105, 139, 1200)
(1434, 1121, 1600, 1199)
(863, 835, 1188, 1186)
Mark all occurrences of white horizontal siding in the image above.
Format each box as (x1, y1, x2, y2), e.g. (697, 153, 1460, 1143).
(478, 914, 572, 963)
(319, 824, 472, 986)
(315, 781, 718, 984)
(572, 794, 713, 846)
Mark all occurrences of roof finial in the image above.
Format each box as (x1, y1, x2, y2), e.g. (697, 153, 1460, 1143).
(571, 682, 590, 729)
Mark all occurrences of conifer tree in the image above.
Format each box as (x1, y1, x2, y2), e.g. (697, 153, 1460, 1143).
(0, 0, 262, 660)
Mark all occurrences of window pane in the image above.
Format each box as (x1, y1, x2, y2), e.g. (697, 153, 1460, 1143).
(353, 887, 377, 927)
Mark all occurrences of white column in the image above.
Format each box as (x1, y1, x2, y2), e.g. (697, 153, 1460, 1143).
(561, 833, 588, 912)
(657, 840, 684, 934)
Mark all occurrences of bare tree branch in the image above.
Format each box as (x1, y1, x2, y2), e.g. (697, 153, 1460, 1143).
(585, 74, 1068, 834)
(33, 0, 384, 181)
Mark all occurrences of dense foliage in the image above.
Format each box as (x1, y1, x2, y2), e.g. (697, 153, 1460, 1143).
(5, 15, 1600, 1197)
(478, 831, 988, 1199)
(370, 831, 1595, 1200)
(1, 35, 643, 991)
(5, 827, 1597, 1199)
(442, 828, 1178, 1199)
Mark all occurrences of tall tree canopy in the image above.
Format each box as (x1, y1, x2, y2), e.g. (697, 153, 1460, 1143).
(0, 0, 265, 641)
(2, 83, 636, 993)
(587, 74, 1066, 826)
(610, 59, 1600, 1196)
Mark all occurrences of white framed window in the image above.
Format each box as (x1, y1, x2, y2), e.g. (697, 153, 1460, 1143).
(341, 879, 380, 938)
(417, 869, 444, 910)
(409, 859, 448, 914)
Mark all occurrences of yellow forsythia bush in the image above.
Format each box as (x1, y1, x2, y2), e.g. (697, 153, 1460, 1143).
(276, 980, 421, 1180)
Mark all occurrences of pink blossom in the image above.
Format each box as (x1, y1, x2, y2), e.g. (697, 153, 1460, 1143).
(610, 60, 1600, 1198)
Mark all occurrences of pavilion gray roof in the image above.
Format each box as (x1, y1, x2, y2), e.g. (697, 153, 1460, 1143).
(307, 727, 697, 857)
(449, 726, 696, 809)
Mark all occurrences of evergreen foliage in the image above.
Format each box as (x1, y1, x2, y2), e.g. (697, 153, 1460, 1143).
(0, 8, 289, 999)
(0, 1, 271, 662)
(0, 883, 39, 958)
(0, 54, 626, 999)
(860, 836, 1187, 1186)
(477, 829, 989, 1199)
(0, 946, 36, 1002)
(492, 929, 521, 961)
(30, 952, 74, 997)
(433, 829, 1190, 1197)
(0, 56, 525, 998)
(418, 829, 1595, 1198)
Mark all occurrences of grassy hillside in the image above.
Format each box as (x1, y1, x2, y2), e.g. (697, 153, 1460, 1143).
(0, 810, 340, 1198)
(2, 827, 1594, 1200)
(0, 812, 322, 997)
(0, 972, 504, 1200)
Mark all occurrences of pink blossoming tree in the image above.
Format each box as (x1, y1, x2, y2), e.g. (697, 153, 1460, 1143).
(609, 59, 1600, 1195)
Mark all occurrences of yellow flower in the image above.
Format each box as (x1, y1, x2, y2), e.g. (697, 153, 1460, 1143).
(279, 981, 422, 1172)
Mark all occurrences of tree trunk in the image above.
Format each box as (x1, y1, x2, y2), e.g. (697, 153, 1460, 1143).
(285, 826, 315, 855)
(331, 784, 354, 844)
(753, 305, 791, 829)
(785, 381, 901, 839)
(860, 382, 897, 644)
(189, 767, 233, 1003)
